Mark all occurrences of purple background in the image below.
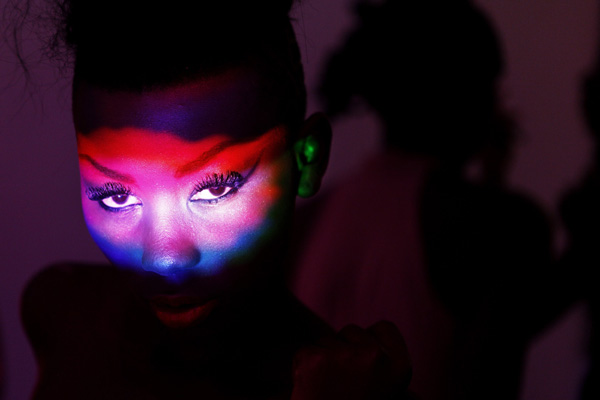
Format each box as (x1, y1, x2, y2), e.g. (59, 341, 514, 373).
(0, 0, 596, 398)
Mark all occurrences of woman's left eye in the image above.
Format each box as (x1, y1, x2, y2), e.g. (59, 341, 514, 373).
(100, 194, 143, 210)
(190, 186, 235, 202)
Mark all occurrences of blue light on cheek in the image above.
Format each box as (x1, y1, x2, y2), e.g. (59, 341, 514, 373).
(87, 226, 143, 271)
(177, 227, 266, 276)
(202, 221, 275, 271)
(85, 219, 272, 278)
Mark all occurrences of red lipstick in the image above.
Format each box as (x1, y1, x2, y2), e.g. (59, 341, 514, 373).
(149, 296, 217, 329)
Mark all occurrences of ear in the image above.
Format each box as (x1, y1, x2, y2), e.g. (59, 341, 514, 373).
(294, 112, 332, 198)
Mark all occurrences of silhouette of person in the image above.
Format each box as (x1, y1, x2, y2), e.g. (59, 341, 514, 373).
(560, 31, 600, 400)
(17, 0, 412, 398)
(291, 1, 554, 399)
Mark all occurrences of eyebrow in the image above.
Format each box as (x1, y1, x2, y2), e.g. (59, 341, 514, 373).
(174, 139, 239, 178)
(78, 154, 136, 183)
(79, 139, 253, 181)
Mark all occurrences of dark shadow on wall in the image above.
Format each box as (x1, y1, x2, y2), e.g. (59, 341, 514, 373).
(290, 1, 567, 399)
(560, 17, 600, 398)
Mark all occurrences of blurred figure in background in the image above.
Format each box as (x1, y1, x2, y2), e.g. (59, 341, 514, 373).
(291, 1, 556, 398)
(560, 26, 600, 400)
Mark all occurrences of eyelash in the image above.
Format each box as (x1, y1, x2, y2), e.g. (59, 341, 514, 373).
(86, 182, 131, 201)
(86, 183, 135, 212)
(85, 170, 245, 212)
(192, 171, 245, 204)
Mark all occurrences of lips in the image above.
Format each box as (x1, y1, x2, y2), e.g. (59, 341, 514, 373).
(149, 295, 218, 329)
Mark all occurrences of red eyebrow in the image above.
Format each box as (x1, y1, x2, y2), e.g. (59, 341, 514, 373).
(174, 139, 238, 178)
(78, 154, 136, 183)
(80, 139, 256, 181)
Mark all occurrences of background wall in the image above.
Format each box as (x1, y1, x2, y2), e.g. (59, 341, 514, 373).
(0, 0, 596, 399)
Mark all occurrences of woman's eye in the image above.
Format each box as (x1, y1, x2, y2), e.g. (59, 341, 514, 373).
(191, 186, 235, 202)
(100, 194, 142, 209)
(190, 171, 245, 203)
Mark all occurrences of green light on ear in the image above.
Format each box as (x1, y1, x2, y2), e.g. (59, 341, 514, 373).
(297, 168, 318, 198)
(295, 136, 320, 168)
(294, 140, 305, 169)
(303, 136, 319, 164)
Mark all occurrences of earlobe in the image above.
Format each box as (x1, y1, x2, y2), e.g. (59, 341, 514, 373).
(294, 113, 332, 198)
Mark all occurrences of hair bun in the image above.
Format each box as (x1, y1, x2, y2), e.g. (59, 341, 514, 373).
(63, 0, 295, 56)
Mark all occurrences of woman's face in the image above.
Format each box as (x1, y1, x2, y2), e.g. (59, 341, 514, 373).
(74, 70, 297, 327)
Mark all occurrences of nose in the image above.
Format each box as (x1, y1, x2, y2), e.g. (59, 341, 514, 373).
(142, 242, 201, 275)
(141, 204, 201, 275)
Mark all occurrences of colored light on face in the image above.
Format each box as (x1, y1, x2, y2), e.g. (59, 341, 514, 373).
(74, 71, 296, 283)
(78, 126, 293, 279)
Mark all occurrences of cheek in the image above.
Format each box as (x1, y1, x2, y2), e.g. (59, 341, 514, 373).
(79, 156, 294, 272)
(192, 162, 292, 252)
(80, 190, 142, 264)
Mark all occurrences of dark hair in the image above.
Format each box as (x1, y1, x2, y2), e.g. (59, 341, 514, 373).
(50, 0, 306, 128)
(320, 0, 504, 160)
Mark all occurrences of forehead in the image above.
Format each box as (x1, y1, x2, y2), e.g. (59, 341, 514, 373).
(72, 69, 283, 141)
(77, 126, 287, 177)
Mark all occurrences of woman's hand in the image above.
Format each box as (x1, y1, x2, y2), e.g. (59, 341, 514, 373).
(291, 321, 412, 399)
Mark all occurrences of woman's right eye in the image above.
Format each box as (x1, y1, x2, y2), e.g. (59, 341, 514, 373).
(99, 194, 142, 210)
(86, 183, 142, 212)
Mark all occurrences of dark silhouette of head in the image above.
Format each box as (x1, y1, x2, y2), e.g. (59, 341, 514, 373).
(320, 0, 504, 163)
